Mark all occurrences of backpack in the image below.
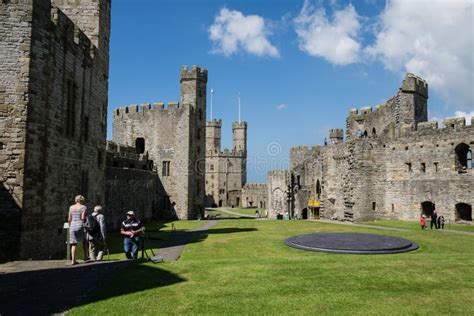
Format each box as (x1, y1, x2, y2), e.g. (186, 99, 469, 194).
(85, 214, 101, 239)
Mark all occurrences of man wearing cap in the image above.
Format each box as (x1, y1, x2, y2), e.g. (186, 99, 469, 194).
(120, 211, 143, 260)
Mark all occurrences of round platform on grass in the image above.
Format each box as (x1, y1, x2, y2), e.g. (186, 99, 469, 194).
(284, 232, 419, 254)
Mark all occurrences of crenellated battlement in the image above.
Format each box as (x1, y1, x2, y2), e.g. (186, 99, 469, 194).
(114, 101, 184, 117)
(243, 183, 268, 190)
(50, 7, 95, 61)
(401, 73, 428, 98)
(180, 64, 208, 82)
(232, 121, 248, 129)
(402, 116, 473, 137)
(206, 119, 222, 127)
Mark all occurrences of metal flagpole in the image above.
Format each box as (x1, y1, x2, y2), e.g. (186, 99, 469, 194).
(238, 92, 241, 124)
(210, 88, 214, 121)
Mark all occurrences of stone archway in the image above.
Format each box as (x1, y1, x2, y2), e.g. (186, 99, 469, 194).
(421, 201, 435, 217)
(455, 203, 472, 221)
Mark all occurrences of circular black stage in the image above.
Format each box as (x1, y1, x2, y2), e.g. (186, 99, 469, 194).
(284, 233, 419, 254)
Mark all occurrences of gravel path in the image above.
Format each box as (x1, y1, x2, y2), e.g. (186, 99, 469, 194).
(156, 220, 219, 261)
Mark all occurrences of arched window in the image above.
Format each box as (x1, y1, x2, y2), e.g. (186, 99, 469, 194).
(372, 127, 377, 137)
(455, 203, 472, 221)
(455, 143, 472, 172)
(135, 137, 145, 154)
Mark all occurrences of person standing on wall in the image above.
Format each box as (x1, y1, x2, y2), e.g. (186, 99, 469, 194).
(86, 205, 107, 261)
(68, 195, 87, 265)
(121, 211, 143, 260)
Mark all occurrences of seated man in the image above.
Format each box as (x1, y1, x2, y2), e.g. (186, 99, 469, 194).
(120, 211, 143, 260)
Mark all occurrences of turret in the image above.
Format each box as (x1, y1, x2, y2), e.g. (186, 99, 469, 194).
(206, 119, 222, 153)
(398, 73, 428, 126)
(329, 128, 344, 144)
(180, 65, 208, 112)
(232, 121, 247, 154)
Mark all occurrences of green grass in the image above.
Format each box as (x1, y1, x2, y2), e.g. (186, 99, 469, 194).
(363, 219, 474, 232)
(68, 220, 474, 315)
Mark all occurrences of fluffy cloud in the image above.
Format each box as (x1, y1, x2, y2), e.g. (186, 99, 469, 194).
(455, 111, 474, 126)
(276, 103, 287, 111)
(294, 1, 361, 65)
(209, 8, 279, 57)
(367, 0, 474, 109)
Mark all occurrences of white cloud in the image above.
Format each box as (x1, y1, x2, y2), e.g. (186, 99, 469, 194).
(294, 1, 362, 65)
(455, 111, 474, 126)
(209, 8, 279, 57)
(276, 103, 287, 111)
(367, 0, 474, 109)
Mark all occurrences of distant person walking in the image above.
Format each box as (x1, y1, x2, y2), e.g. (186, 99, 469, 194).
(86, 205, 107, 261)
(420, 215, 426, 230)
(430, 210, 438, 229)
(68, 195, 87, 265)
(121, 211, 143, 260)
(438, 215, 445, 230)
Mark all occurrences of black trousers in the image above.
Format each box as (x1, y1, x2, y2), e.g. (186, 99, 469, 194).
(431, 219, 437, 229)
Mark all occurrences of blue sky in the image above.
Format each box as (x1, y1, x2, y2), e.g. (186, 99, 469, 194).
(108, 0, 474, 183)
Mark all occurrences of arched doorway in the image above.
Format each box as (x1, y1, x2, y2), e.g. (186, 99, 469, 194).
(236, 197, 240, 207)
(302, 208, 308, 220)
(455, 203, 472, 221)
(218, 200, 223, 207)
(421, 201, 435, 217)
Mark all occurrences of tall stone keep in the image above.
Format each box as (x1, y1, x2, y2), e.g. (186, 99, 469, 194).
(0, 0, 110, 261)
(112, 65, 207, 219)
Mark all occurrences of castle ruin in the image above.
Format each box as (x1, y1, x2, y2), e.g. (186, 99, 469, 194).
(268, 74, 473, 223)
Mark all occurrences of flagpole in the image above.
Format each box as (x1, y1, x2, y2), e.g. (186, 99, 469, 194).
(210, 88, 214, 121)
(238, 92, 241, 124)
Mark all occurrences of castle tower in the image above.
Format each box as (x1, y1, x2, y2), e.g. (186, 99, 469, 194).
(233, 121, 247, 154)
(206, 119, 222, 153)
(329, 128, 344, 144)
(180, 65, 208, 217)
(398, 73, 428, 126)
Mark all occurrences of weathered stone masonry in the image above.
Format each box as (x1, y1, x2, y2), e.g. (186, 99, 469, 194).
(269, 74, 473, 223)
(0, 0, 110, 261)
(112, 65, 207, 220)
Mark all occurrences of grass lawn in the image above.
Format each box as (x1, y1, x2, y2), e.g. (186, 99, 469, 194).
(363, 219, 474, 232)
(68, 220, 474, 315)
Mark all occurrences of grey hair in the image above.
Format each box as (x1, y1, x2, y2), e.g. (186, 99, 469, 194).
(75, 195, 85, 203)
(94, 205, 103, 213)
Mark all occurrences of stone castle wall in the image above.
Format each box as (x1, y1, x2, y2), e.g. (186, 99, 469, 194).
(241, 183, 267, 209)
(0, 0, 110, 261)
(276, 74, 474, 223)
(267, 170, 289, 218)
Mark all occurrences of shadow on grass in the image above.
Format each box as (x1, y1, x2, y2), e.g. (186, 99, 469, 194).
(153, 227, 259, 250)
(0, 261, 185, 315)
